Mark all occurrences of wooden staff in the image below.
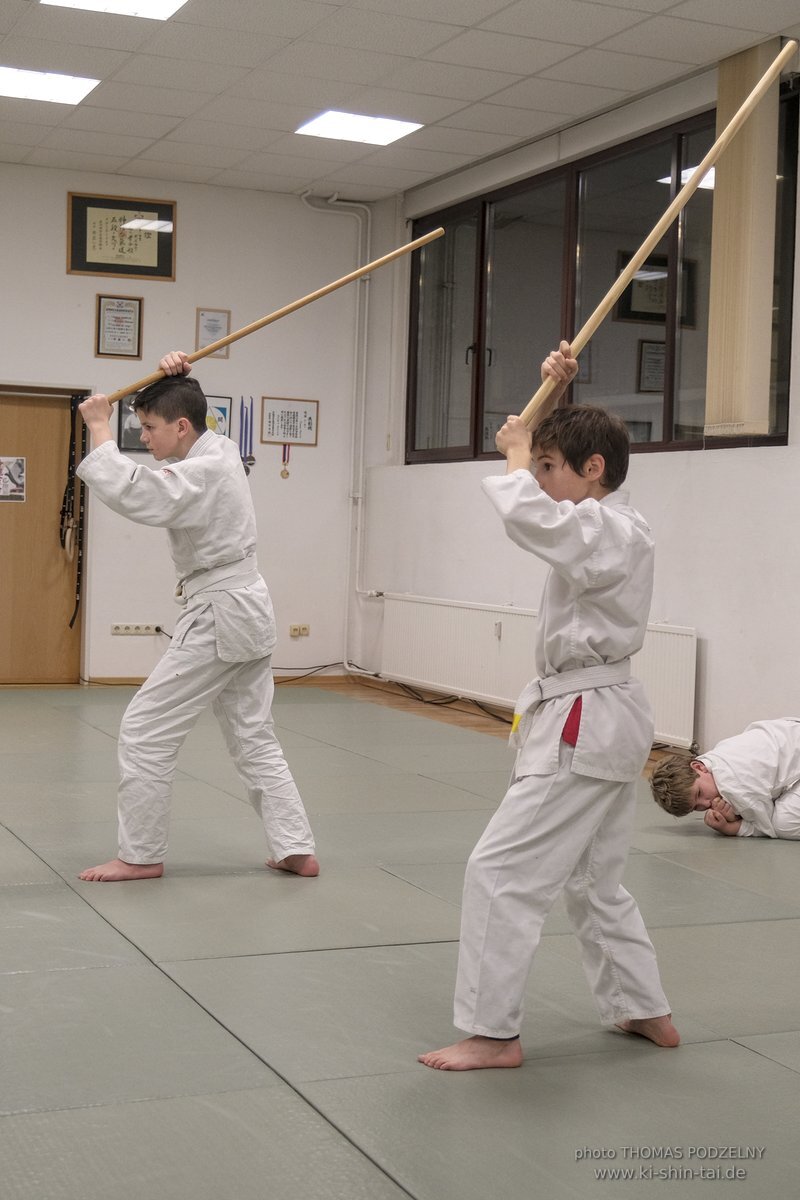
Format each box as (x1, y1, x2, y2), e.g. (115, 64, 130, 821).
(519, 37, 799, 427)
(107, 226, 445, 404)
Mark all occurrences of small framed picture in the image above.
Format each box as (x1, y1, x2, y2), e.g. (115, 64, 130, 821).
(68, 192, 176, 280)
(95, 294, 142, 359)
(195, 308, 231, 359)
(206, 396, 231, 437)
(614, 252, 696, 327)
(118, 395, 147, 452)
(637, 340, 666, 393)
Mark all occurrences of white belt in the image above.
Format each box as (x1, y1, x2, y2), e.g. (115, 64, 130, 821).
(175, 554, 259, 605)
(509, 660, 631, 749)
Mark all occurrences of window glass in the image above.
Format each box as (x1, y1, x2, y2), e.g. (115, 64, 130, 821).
(673, 126, 714, 441)
(482, 179, 566, 451)
(410, 211, 477, 453)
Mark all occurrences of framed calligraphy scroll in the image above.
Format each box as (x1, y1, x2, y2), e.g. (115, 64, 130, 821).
(68, 193, 176, 280)
(260, 397, 319, 446)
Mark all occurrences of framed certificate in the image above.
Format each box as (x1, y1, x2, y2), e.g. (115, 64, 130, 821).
(260, 397, 319, 446)
(95, 294, 142, 359)
(68, 193, 176, 280)
(195, 308, 231, 358)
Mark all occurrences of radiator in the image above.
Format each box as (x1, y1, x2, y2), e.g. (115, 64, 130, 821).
(381, 594, 696, 749)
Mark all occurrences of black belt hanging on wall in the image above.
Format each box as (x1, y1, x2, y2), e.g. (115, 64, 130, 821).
(60, 393, 88, 629)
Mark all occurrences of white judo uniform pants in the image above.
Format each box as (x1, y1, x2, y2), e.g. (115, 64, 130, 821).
(454, 742, 669, 1036)
(116, 606, 315, 865)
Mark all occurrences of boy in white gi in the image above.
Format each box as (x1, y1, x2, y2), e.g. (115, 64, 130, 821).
(650, 718, 800, 839)
(77, 351, 319, 882)
(419, 343, 678, 1071)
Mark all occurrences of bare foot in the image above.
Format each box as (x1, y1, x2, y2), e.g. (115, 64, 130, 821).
(418, 1035, 523, 1071)
(78, 858, 164, 882)
(266, 853, 320, 877)
(616, 1014, 681, 1047)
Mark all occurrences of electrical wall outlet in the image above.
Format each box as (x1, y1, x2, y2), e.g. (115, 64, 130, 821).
(299, 624, 310, 636)
(289, 624, 301, 638)
(111, 623, 160, 636)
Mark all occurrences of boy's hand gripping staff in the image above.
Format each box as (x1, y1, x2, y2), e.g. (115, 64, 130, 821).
(519, 38, 799, 430)
(104, 227, 445, 405)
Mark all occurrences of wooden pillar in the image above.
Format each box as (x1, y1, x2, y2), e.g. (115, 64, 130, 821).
(704, 40, 781, 436)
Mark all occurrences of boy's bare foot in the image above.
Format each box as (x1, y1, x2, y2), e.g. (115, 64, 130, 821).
(78, 858, 164, 882)
(616, 1014, 680, 1047)
(266, 853, 320, 877)
(418, 1035, 523, 1071)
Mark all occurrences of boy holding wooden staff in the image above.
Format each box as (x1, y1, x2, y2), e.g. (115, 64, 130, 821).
(76, 351, 319, 882)
(419, 342, 678, 1070)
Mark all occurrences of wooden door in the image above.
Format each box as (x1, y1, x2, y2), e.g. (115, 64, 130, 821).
(0, 393, 82, 683)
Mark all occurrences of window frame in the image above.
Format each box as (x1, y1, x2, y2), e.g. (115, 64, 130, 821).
(406, 91, 796, 464)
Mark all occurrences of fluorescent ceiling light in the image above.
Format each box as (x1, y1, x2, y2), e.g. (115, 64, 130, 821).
(41, 0, 189, 17)
(296, 110, 422, 146)
(121, 218, 173, 232)
(0, 65, 99, 104)
(657, 167, 715, 189)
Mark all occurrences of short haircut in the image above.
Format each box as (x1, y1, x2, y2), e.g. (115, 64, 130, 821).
(533, 405, 629, 491)
(650, 755, 696, 817)
(132, 375, 208, 434)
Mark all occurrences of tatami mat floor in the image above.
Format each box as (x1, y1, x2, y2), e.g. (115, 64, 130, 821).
(2, 681, 798, 1199)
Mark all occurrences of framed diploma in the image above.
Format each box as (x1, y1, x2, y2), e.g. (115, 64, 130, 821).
(637, 340, 666, 393)
(95, 294, 142, 359)
(260, 397, 319, 446)
(68, 193, 176, 280)
(195, 308, 231, 359)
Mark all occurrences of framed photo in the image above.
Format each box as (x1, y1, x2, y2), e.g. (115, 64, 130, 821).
(260, 397, 319, 446)
(117, 395, 147, 452)
(195, 308, 231, 359)
(637, 340, 666, 393)
(206, 396, 231, 437)
(613, 253, 696, 327)
(68, 192, 176, 280)
(625, 419, 653, 443)
(95, 294, 142, 359)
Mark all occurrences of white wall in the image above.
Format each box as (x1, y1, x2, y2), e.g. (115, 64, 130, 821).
(1, 162, 385, 680)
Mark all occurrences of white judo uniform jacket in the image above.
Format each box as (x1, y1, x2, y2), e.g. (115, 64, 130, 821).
(482, 469, 655, 780)
(698, 718, 800, 838)
(77, 430, 276, 657)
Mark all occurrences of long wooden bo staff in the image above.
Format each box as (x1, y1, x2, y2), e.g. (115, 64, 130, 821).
(106, 226, 445, 404)
(519, 37, 799, 428)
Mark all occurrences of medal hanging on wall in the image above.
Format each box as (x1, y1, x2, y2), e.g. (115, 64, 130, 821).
(281, 443, 290, 479)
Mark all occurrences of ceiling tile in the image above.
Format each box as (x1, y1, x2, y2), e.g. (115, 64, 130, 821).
(0, 96, 74, 125)
(540, 48, 694, 92)
(322, 161, 435, 187)
(0, 118, 53, 146)
(351, 0, 511, 21)
(0, 35, 130, 78)
(403, 124, 521, 155)
(63, 108, 182, 139)
(489, 76, 631, 115)
(134, 21, 290, 68)
(0, 142, 28, 161)
(258, 40, 412, 85)
(378, 59, 523, 101)
(226, 68, 358, 109)
(174, 0, 340, 38)
(117, 159, 219, 182)
(132, 140, 247, 168)
(342, 85, 466, 122)
(27, 146, 131, 170)
(439, 101, 564, 137)
(12, 6, 159, 52)
(669, 0, 800, 30)
(426, 29, 582, 74)
(602, 17, 764, 63)
(206, 168, 312, 192)
(356, 143, 471, 171)
(191, 95, 317, 131)
(162, 118, 283, 151)
(479, 0, 650, 44)
(264, 132, 375, 162)
(111, 55, 249, 92)
(300, 7, 458, 56)
(40, 127, 154, 156)
(86, 81, 214, 118)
